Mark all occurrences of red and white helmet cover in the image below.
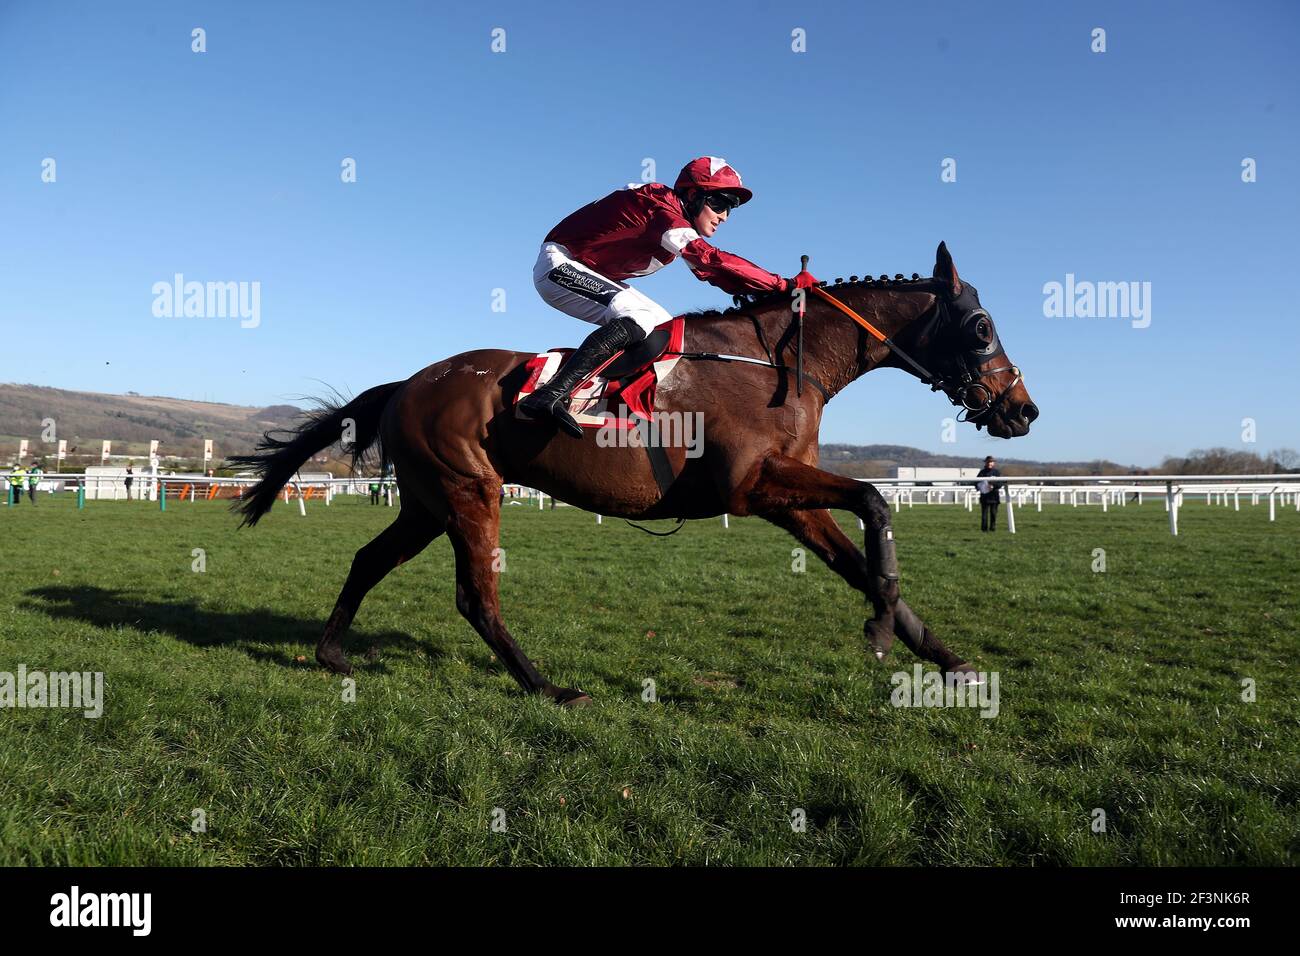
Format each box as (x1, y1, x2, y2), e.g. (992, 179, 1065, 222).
(673, 156, 753, 205)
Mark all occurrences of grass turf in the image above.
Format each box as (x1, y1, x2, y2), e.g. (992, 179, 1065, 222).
(0, 491, 1296, 865)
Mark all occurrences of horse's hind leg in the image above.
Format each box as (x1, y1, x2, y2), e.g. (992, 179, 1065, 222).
(317, 506, 444, 674)
(443, 481, 591, 707)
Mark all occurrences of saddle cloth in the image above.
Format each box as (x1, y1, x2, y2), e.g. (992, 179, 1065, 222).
(513, 316, 685, 429)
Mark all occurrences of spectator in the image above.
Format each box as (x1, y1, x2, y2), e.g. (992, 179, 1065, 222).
(124, 464, 134, 501)
(369, 480, 381, 505)
(27, 460, 43, 504)
(8, 463, 25, 505)
(976, 455, 1001, 532)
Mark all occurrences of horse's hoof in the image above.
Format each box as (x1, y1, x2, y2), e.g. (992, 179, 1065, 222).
(551, 687, 593, 708)
(945, 663, 983, 686)
(864, 619, 896, 659)
(316, 649, 353, 675)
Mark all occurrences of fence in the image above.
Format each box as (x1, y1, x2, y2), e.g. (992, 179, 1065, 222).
(862, 474, 1300, 535)
(5, 472, 1297, 536)
(2, 472, 397, 513)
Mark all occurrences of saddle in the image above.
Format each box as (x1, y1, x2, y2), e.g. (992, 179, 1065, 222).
(513, 316, 685, 429)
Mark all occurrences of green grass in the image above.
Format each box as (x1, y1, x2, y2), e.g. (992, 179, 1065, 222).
(0, 491, 1296, 865)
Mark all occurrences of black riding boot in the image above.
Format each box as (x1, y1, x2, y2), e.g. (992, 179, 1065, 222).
(519, 317, 645, 438)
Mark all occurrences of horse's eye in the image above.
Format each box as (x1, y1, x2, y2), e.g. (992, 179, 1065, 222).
(966, 316, 994, 349)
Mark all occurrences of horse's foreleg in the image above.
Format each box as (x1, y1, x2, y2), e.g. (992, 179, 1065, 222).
(318, 508, 443, 674)
(764, 508, 970, 673)
(893, 597, 972, 675)
(776, 508, 975, 674)
(444, 483, 591, 707)
(737, 455, 901, 654)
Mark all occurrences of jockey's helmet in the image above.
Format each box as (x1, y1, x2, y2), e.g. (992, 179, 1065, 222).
(673, 156, 753, 218)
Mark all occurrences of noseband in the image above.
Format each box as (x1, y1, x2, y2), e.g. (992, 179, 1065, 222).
(807, 285, 1021, 423)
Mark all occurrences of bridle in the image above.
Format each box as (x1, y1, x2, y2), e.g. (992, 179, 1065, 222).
(807, 284, 1022, 424)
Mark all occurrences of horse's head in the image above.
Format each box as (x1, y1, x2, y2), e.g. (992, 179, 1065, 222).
(912, 242, 1038, 439)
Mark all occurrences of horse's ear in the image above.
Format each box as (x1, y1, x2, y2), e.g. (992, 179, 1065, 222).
(933, 241, 962, 296)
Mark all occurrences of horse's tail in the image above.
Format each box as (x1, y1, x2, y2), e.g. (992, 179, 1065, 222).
(229, 381, 403, 527)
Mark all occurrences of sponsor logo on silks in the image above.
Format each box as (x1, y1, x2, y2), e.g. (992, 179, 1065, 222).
(548, 263, 619, 305)
(889, 664, 999, 718)
(49, 886, 151, 936)
(0, 666, 104, 718)
(595, 411, 704, 458)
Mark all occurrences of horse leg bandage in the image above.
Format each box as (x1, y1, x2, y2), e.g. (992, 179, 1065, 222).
(875, 527, 900, 581)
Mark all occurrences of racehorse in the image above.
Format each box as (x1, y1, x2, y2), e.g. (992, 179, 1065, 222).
(233, 243, 1037, 707)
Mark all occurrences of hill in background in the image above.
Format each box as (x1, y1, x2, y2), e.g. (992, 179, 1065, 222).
(0, 383, 307, 467)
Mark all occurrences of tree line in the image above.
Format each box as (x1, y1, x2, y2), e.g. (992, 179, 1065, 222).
(1157, 447, 1299, 475)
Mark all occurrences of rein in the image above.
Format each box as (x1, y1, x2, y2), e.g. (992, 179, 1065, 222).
(808, 285, 938, 384)
(808, 285, 1022, 422)
(671, 274, 1021, 419)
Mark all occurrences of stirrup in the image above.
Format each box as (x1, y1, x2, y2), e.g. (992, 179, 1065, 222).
(518, 318, 644, 439)
(519, 391, 584, 438)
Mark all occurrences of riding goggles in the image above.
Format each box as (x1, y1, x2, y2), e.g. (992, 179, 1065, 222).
(703, 191, 742, 213)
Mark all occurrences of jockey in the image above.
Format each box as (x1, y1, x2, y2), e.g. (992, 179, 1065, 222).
(520, 156, 819, 437)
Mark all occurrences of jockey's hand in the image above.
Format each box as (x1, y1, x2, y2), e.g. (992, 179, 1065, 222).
(786, 271, 820, 291)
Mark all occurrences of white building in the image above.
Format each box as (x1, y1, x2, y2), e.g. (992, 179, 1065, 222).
(894, 466, 985, 482)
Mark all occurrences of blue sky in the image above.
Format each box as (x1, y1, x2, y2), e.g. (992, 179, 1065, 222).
(1, 0, 1296, 465)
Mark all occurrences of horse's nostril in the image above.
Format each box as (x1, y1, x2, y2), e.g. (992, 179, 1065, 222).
(1021, 402, 1039, 423)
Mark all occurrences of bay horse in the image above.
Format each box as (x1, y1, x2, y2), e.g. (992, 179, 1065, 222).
(233, 242, 1037, 707)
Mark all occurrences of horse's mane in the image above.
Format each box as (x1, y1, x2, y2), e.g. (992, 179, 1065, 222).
(682, 272, 942, 320)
